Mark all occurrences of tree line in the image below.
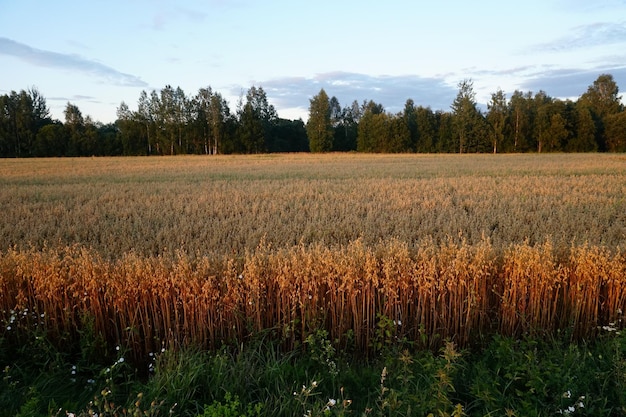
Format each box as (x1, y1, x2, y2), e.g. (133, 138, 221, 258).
(1, 74, 624, 157)
(308, 74, 626, 153)
(0, 86, 308, 157)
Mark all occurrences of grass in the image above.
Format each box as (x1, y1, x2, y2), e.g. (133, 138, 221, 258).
(3, 324, 626, 416)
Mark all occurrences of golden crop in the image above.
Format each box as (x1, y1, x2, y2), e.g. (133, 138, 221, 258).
(1, 153, 625, 357)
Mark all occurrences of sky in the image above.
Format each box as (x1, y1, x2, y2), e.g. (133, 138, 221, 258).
(1, 0, 626, 124)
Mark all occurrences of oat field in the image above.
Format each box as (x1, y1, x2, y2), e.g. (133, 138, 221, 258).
(1, 153, 626, 357)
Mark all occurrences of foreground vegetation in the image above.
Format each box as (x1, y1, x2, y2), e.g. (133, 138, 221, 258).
(3, 324, 626, 416)
(2, 153, 626, 415)
(2, 240, 625, 358)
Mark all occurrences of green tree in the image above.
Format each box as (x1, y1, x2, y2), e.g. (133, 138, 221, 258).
(269, 118, 309, 152)
(545, 112, 569, 152)
(0, 88, 51, 157)
(148, 90, 164, 154)
(33, 123, 66, 156)
(487, 89, 507, 154)
(356, 103, 411, 153)
(236, 86, 277, 153)
(172, 86, 188, 153)
(329, 96, 342, 129)
(436, 111, 455, 152)
(148, 85, 190, 155)
(332, 100, 359, 151)
(451, 79, 483, 153)
(208, 92, 230, 154)
(579, 74, 623, 150)
(533, 91, 552, 153)
(116, 101, 146, 155)
(568, 104, 597, 152)
(306, 89, 333, 152)
(580, 74, 622, 119)
(387, 113, 411, 152)
(507, 90, 534, 152)
(605, 112, 626, 152)
(81, 116, 100, 155)
(137, 90, 155, 154)
(64, 102, 85, 156)
(0, 94, 9, 155)
(237, 101, 264, 153)
(533, 95, 574, 153)
(194, 87, 231, 154)
(357, 100, 385, 152)
(403, 99, 418, 152)
(415, 106, 437, 152)
(155, 85, 181, 155)
(97, 122, 122, 156)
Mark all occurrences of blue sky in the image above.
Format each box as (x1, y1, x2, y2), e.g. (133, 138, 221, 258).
(1, 0, 625, 123)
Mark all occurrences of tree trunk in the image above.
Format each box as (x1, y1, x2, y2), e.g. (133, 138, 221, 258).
(145, 123, 151, 155)
(514, 110, 519, 152)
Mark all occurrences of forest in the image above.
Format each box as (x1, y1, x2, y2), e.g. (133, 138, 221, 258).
(1, 73, 625, 157)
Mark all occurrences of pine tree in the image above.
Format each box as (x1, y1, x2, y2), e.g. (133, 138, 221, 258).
(451, 80, 483, 153)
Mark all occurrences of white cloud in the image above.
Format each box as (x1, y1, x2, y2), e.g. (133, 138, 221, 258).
(520, 66, 626, 98)
(532, 21, 626, 52)
(0, 37, 148, 88)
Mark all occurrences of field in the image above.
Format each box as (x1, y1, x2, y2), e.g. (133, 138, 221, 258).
(2, 153, 626, 257)
(2, 153, 626, 416)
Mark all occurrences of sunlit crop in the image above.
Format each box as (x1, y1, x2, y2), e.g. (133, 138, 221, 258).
(1, 153, 625, 359)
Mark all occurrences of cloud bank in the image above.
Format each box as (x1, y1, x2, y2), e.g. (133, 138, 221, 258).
(0, 37, 148, 87)
(520, 65, 626, 98)
(256, 65, 626, 120)
(255, 72, 459, 115)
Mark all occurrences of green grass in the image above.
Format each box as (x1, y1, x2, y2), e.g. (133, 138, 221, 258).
(3, 319, 626, 416)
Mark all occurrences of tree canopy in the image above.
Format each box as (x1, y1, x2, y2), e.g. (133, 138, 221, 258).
(1, 74, 624, 157)
(306, 89, 333, 153)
